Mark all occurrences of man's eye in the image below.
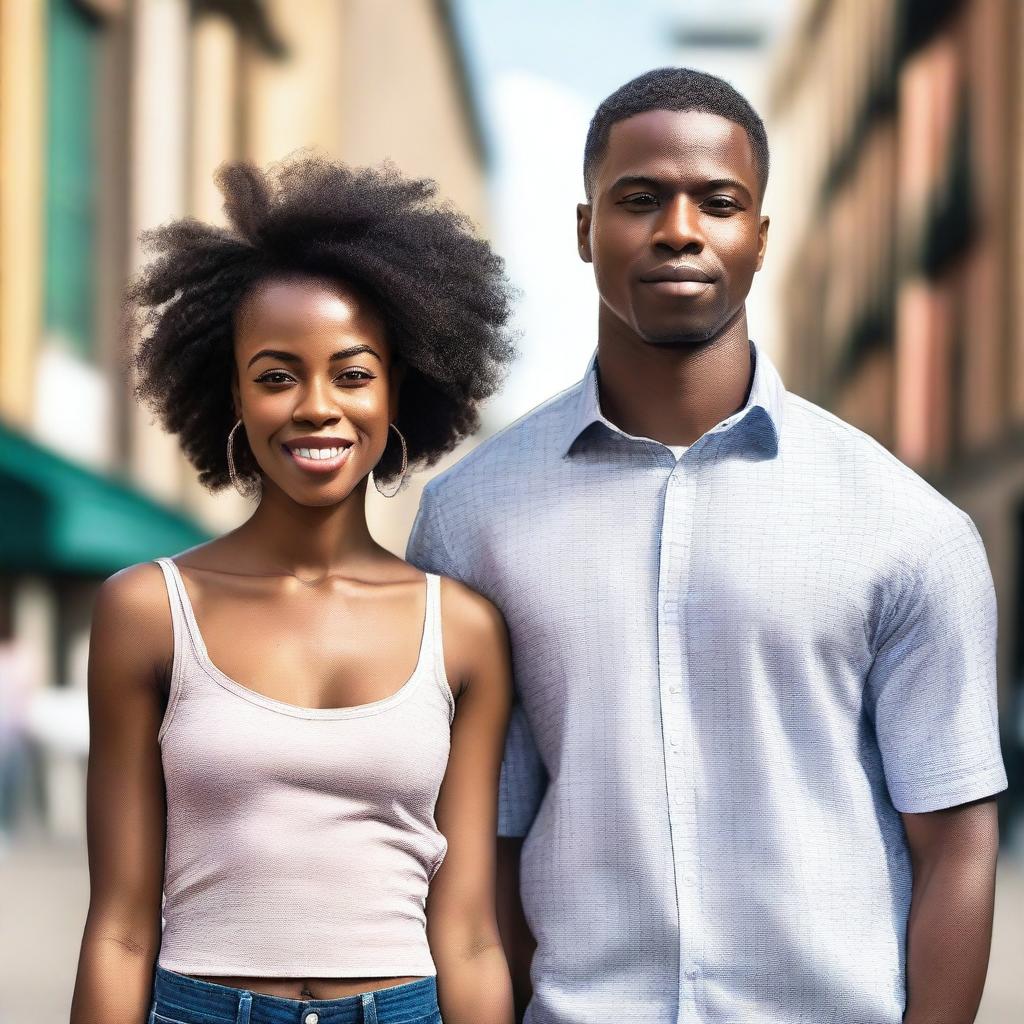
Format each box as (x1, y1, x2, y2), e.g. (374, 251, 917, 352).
(619, 193, 658, 207)
(704, 196, 741, 212)
(254, 371, 294, 385)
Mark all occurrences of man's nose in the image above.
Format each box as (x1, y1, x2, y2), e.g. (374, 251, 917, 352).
(652, 195, 704, 252)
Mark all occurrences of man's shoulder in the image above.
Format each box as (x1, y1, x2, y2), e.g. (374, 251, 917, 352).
(423, 380, 582, 499)
(784, 392, 973, 533)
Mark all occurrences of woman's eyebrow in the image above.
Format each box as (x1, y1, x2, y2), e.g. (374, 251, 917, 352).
(247, 345, 382, 369)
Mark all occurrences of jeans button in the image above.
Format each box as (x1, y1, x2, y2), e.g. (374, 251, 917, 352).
(305, 1013, 319, 1024)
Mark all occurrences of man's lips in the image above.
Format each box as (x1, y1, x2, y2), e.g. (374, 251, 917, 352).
(641, 264, 716, 284)
(639, 264, 717, 298)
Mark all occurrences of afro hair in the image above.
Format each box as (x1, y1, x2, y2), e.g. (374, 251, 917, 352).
(128, 153, 516, 488)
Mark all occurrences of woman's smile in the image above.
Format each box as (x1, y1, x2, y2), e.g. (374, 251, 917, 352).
(282, 435, 355, 475)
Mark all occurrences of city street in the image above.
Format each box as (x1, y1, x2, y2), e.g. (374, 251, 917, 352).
(2, 830, 1021, 1023)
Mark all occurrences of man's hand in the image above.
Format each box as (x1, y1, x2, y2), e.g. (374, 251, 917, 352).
(902, 796, 999, 1024)
(496, 837, 536, 1023)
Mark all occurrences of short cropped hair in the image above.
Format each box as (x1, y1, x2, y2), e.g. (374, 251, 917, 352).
(583, 67, 770, 200)
(128, 154, 515, 488)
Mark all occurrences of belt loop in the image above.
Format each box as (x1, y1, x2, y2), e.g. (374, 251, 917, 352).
(236, 991, 253, 1024)
(361, 991, 378, 1024)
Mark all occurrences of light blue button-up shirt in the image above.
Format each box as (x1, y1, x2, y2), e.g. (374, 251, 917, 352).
(407, 341, 1006, 1024)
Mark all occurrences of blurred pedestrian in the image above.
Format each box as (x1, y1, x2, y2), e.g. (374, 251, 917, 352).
(409, 68, 1007, 1024)
(71, 155, 517, 1024)
(0, 638, 36, 851)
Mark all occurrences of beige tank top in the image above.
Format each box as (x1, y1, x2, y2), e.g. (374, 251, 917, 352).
(152, 557, 454, 978)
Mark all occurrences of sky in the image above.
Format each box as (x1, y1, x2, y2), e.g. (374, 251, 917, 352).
(451, 0, 796, 426)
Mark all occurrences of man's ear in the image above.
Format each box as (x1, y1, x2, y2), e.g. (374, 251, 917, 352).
(755, 214, 770, 272)
(576, 203, 593, 264)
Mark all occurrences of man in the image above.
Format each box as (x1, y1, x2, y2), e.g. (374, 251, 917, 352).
(408, 68, 1006, 1024)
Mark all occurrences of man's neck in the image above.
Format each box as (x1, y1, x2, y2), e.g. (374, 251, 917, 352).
(595, 310, 754, 447)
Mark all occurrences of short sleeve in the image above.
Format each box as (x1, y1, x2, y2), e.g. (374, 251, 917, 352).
(866, 512, 1007, 813)
(406, 483, 460, 579)
(498, 701, 548, 837)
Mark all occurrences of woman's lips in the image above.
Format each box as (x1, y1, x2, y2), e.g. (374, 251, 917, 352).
(282, 444, 353, 474)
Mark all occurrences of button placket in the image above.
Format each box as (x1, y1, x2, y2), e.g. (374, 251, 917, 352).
(656, 462, 705, 1021)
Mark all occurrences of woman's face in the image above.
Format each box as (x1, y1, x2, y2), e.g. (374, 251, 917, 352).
(231, 275, 399, 507)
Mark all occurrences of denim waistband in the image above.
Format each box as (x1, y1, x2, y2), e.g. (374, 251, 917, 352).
(151, 967, 439, 1024)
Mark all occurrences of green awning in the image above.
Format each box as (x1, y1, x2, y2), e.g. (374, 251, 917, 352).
(0, 420, 211, 575)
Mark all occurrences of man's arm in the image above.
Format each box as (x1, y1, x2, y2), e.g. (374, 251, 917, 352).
(901, 796, 999, 1024)
(496, 837, 536, 1023)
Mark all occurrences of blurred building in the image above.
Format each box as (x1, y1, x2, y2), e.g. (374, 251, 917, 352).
(666, 0, 796, 367)
(768, 0, 1024, 837)
(0, 0, 487, 837)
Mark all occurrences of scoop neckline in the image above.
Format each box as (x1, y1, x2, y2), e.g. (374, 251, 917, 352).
(163, 558, 433, 721)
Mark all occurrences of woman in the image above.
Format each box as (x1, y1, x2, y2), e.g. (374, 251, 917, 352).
(71, 156, 517, 1024)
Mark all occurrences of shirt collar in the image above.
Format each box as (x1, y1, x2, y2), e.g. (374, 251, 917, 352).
(562, 338, 786, 458)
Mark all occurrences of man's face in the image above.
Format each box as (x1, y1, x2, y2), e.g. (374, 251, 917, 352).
(578, 109, 769, 346)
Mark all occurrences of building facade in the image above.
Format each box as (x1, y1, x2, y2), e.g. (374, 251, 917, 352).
(767, 0, 1024, 837)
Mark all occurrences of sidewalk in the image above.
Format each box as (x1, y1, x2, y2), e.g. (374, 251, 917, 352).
(1, 832, 1021, 1022)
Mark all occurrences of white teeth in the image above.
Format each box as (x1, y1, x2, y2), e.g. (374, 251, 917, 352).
(293, 446, 345, 461)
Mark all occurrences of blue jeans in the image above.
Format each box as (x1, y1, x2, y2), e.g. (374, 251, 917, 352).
(149, 967, 442, 1024)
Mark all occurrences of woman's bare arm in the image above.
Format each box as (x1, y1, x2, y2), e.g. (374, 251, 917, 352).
(70, 564, 171, 1024)
(426, 579, 515, 1024)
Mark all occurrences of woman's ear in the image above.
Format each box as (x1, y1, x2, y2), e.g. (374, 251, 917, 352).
(388, 358, 407, 421)
(230, 368, 242, 421)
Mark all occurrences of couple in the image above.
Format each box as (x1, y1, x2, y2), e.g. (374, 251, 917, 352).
(72, 69, 1006, 1024)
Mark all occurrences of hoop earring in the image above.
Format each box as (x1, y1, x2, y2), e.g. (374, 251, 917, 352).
(373, 423, 408, 498)
(226, 419, 259, 498)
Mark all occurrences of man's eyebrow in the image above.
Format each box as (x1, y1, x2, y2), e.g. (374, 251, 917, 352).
(608, 174, 753, 201)
(246, 345, 382, 369)
(704, 178, 753, 200)
(608, 175, 663, 193)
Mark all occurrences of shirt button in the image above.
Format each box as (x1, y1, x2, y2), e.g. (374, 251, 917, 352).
(685, 967, 699, 980)
(669, 733, 681, 747)
(682, 871, 698, 886)
(668, 684, 680, 694)
(305, 1014, 319, 1024)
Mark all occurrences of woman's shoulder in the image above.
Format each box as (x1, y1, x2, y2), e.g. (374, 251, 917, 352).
(89, 561, 176, 698)
(433, 574, 504, 632)
(92, 554, 189, 657)
(96, 559, 170, 618)
(433, 574, 509, 673)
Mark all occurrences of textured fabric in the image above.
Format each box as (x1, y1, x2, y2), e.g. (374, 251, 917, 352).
(153, 558, 454, 978)
(406, 341, 1007, 1024)
(149, 966, 443, 1024)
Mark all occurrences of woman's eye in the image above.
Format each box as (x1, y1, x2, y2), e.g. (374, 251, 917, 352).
(254, 371, 294, 385)
(337, 369, 374, 384)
